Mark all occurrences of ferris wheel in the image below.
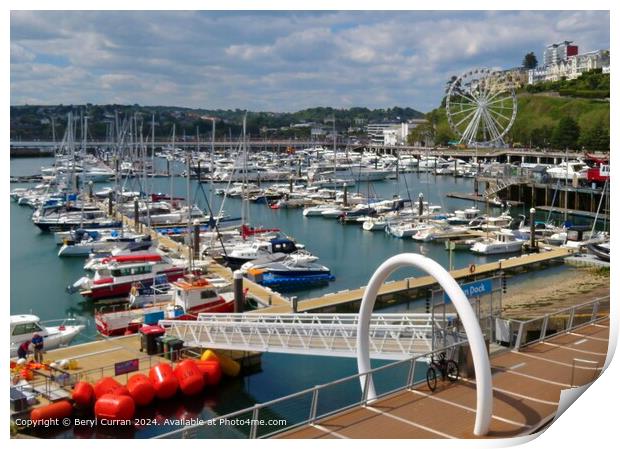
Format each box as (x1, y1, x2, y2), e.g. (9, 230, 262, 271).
(445, 68, 517, 146)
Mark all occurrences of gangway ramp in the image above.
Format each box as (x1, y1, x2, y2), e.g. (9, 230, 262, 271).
(159, 313, 459, 360)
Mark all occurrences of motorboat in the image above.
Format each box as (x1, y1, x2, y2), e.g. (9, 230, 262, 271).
(10, 315, 85, 357)
(546, 161, 589, 181)
(386, 221, 432, 238)
(303, 204, 338, 217)
(57, 231, 152, 257)
(587, 242, 610, 262)
(94, 275, 235, 336)
(222, 236, 300, 268)
(242, 253, 334, 287)
(362, 216, 388, 231)
(470, 230, 524, 255)
(71, 253, 194, 300)
(446, 208, 480, 225)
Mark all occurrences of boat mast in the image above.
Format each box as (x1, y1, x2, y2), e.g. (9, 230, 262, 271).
(210, 118, 215, 209)
(170, 124, 176, 206)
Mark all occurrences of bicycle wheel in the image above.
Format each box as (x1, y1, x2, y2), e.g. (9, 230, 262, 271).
(446, 360, 459, 383)
(426, 366, 438, 392)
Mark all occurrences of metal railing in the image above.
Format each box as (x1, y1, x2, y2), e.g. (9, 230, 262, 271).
(159, 313, 459, 360)
(505, 296, 609, 351)
(156, 339, 468, 439)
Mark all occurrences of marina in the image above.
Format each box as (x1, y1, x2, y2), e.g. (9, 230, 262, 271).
(9, 9, 612, 443)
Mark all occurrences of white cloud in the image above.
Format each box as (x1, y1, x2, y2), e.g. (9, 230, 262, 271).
(10, 10, 610, 112)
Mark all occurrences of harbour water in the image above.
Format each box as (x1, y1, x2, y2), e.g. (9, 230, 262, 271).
(9, 156, 586, 438)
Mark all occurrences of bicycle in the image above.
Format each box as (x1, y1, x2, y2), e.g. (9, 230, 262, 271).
(426, 351, 459, 392)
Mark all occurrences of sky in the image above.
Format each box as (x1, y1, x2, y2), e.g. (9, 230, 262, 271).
(10, 10, 610, 113)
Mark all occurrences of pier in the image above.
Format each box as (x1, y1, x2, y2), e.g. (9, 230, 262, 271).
(259, 246, 574, 314)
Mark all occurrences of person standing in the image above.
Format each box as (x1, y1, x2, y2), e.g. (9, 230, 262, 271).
(32, 333, 44, 363)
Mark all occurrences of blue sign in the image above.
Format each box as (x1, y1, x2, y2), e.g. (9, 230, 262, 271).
(444, 279, 493, 303)
(114, 359, 139, 376)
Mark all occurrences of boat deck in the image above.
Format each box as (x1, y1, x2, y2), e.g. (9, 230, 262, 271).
(277, 318, 608, 439)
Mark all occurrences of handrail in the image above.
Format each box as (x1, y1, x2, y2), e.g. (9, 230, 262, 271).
(508, 295, 608, 326)
(507, 295, 609, 351)
(155, 339, 468, 439)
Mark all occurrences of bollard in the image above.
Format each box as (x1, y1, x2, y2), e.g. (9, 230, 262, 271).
(193, 219, 200, 259)
(134, 198, 139, 231)
(529, 207, 536, 252)
(418, 192, 424, 219)
(108, 191, 114, 216)
(233, 270, 244, 313)
(292, 296, 299, 313)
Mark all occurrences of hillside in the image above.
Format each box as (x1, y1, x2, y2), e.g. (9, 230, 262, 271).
(423, 93, 609, 151)
(10, 105, 425, 141)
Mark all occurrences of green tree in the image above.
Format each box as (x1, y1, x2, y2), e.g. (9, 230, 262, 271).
(407, 121, 434, 146)
(522, 52, 538, 69)
(579, 123, 609, 152)
(551, 117, 580, 150)
(530, 125, 553, 148)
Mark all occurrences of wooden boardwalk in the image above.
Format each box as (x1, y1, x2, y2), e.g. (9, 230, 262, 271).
(277, 318, 609, 439)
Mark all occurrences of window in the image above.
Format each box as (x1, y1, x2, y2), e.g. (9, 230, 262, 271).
(12, 322, 43, 336)
(200, 290, 217, 300)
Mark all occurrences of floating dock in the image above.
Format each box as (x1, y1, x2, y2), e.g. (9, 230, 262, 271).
(259, 246, 575, 314)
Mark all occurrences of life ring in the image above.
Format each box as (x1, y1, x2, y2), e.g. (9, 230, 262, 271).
(469, 264, 476, 274)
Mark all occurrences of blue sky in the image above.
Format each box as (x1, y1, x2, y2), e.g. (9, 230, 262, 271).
(10, 10, 610, 112)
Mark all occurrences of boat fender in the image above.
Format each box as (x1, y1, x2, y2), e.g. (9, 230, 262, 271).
(127, 373, 155, 407)
(149, 363, 178, 399)
(72, 381, 95, 408)
(94, 394, 135, 421)
(31, 400, 73, 423)
(469, 264, 476, 274)
(196, 360, 222, 386)
(93, 377, 130, 400)
(174, 359, 205, 396)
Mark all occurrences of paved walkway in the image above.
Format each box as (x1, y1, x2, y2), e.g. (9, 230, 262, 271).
(278, 318, 609, 439)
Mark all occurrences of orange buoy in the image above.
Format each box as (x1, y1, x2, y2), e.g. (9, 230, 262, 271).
(94, 394, 135, 421)
(174, 359, 204, 396)
(127, 373, 155, 407)
(93, 377, 130, 400)
(31, 400, 73, 423)
(196, 360, 222, 387)
(72, 381, 95, 408)
(149, 363, 178, 399)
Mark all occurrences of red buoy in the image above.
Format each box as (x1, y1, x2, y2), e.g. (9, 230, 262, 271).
(31, 400, 73, 423)
(93, 377, 130, 400)
(72, 381, 95, 408)
(94, 394, 135, 421)
(127, 373, 155, 407)
(174, 359, 205, 396)
(195, 360, 222, 387)
(149, 363, 178, 399)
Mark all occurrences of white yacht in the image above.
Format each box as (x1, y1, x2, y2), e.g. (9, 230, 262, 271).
(11, 315, 85, 357)
(470, 230, 524, 255)
(546, 161, 589, 181)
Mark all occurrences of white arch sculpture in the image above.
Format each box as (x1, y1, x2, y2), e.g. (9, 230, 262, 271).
(356, 253, 493, 436)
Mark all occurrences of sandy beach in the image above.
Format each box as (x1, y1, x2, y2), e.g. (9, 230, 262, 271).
(501, 266, 610, 318)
